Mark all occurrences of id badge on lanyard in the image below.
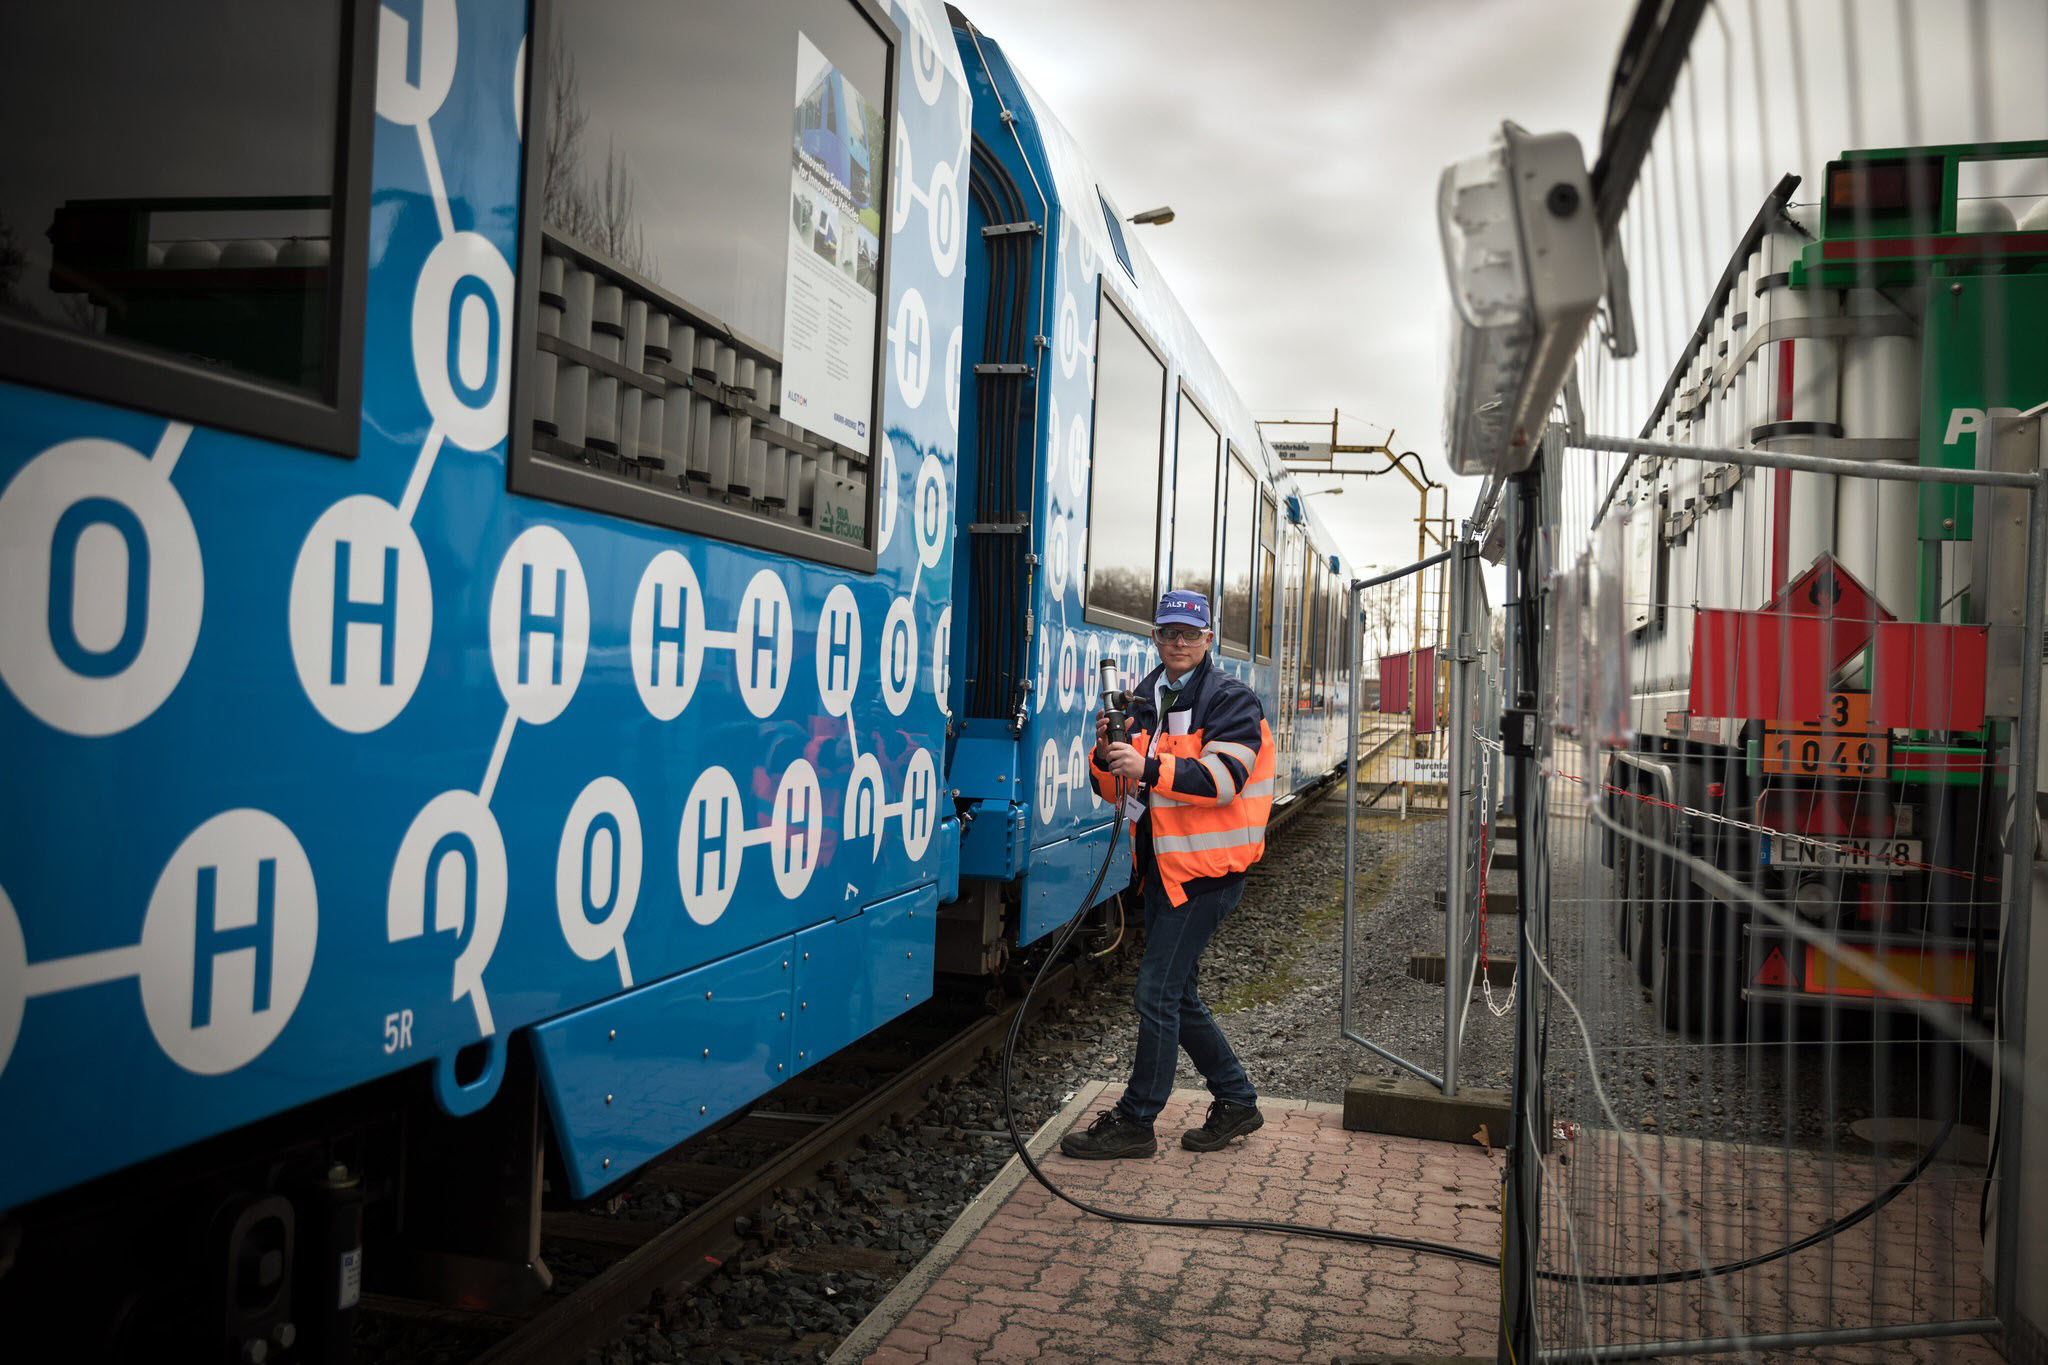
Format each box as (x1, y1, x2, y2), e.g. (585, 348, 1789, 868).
(1122, 726, 1153, 824)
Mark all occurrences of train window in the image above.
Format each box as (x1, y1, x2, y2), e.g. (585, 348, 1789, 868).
(1312, 568, 1325, 705)
(1084, 292, 1166, 631)
(1337, 570, 1351, 675)
(1312, 564, 1329, 708)
(1338, 567, 1348, 675)
(1329, 566, 1343, 690)
(1256, 491, 1277, 660)
(1170, 390, 1219, 602)
(510, 0, 898, 571)
(1219, 449, 1255, 655)
(1097, 189, 1136, 280)
(0, 1, 374, 456)
(1297, 539, 1316, 711)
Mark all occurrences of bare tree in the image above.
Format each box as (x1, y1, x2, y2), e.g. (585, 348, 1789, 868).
(540, 18, 588, 237)
(1360, 572, 1412, 670)
(541, 22, 656, 279)
(591, 138, 650, 275)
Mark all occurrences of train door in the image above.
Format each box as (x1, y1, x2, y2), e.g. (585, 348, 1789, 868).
(1276, 525, 1302, 767)
(951, 135, 1039, 727)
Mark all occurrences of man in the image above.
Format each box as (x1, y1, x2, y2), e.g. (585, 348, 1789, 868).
(1062, 590, 1276, 1159)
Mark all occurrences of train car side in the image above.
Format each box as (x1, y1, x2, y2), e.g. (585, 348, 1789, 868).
(0, 3, 1367, 1355)
(0, 0, 972, 1349)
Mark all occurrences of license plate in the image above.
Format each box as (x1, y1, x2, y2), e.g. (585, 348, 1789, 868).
(1761, 834, 1921, 871)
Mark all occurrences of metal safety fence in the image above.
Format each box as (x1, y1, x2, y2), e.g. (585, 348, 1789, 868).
(1509, 433, 2036, 1363)
(1482, 2, 2048, 1360)
(1342, 541, 1509, 1097)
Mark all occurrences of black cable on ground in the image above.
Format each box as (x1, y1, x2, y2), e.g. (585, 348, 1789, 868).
(1574, 1109, 1956, 1286)
(993, 769, 1965, 1289)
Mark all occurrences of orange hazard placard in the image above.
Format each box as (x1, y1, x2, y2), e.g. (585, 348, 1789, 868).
(1804, 944, 1976, 1004)
(1760, 692, 1888, 779)
(1805, 691, 1871, 732)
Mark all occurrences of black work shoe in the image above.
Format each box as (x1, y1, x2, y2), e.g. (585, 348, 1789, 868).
(1182, 1099, 1264, 1151)
(1059, 1109, 1157, 1159)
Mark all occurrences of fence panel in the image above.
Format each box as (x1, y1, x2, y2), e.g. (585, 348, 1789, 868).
(1342, 542, 1507, 1094)
(1484, 2, 2048, 1359)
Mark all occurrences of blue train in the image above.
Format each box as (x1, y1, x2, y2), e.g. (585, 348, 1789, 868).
(0, 1, 1358, 1354)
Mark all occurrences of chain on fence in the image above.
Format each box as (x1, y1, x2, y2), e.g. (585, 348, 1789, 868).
(1477, 1, 2048, 1360)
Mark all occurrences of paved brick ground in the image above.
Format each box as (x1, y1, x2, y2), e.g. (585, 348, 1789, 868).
(852, 1084, 1503, 1363)
(1530, 1127, 1999, 1362)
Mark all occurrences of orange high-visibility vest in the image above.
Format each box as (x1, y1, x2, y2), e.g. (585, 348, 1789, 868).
(1090, 669, 1276, 905)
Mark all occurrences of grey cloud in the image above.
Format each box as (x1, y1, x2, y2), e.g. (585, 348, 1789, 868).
(961, 0, 1631, 560)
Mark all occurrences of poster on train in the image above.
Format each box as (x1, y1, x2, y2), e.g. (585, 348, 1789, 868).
(780, 32, 882, 459)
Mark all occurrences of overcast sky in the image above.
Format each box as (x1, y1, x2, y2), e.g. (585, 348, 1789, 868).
(956, 0, 1639, 571)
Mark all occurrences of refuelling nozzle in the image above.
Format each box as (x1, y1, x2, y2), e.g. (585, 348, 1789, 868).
(1098, 658, 1128, 749)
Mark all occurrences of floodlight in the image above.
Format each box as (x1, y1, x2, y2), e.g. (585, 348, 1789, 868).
(1438, 122, 1604, 476)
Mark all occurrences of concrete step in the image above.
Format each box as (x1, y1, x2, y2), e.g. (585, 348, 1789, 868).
(1342, 1071, 1512, 1147)
(1431, 886, 1519, 917)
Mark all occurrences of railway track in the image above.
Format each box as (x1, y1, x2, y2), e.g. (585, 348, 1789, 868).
(358, 763, 1364, 1364)
(1351, 722, 1433, 813)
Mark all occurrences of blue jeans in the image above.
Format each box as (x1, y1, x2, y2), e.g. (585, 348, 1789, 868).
(1116, 879, 1257, 1125)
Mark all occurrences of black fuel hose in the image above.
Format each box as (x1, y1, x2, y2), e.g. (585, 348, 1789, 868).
(994, 774, 1961, 1286)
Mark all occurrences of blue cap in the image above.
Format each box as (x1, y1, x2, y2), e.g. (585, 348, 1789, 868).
(1154, 591, 1211, 629)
